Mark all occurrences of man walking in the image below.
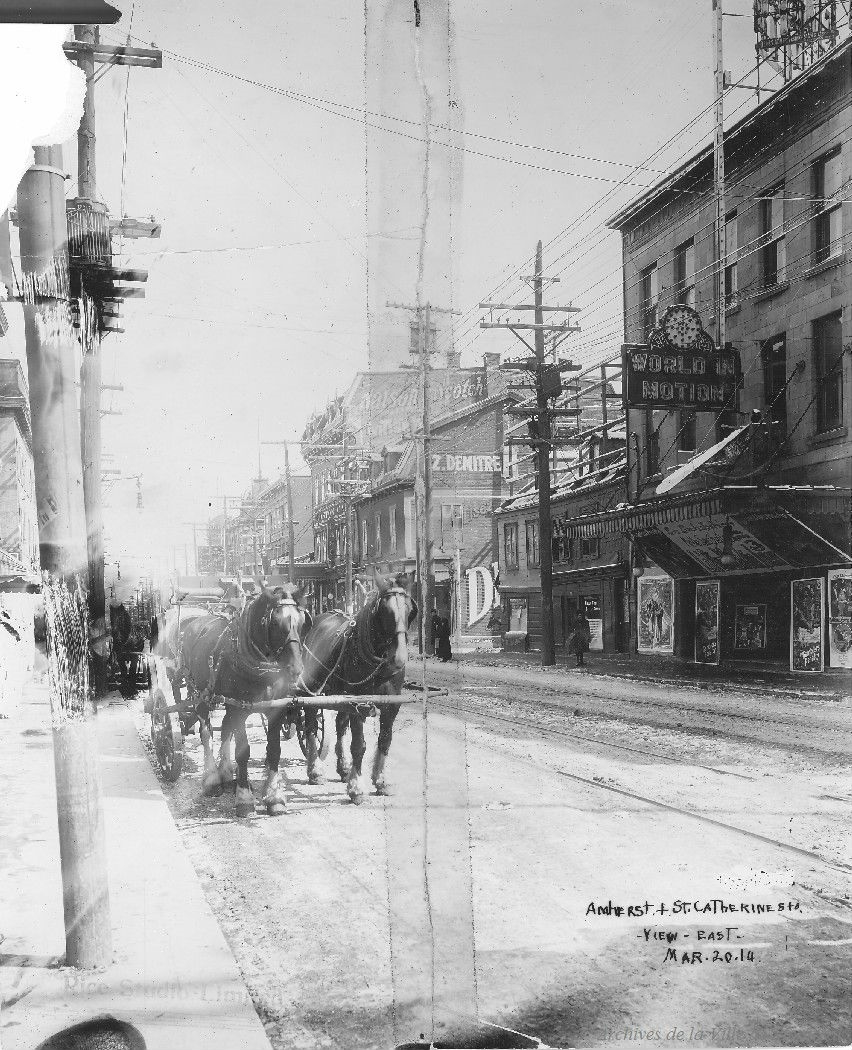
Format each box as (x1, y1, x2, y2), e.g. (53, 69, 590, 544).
(573, 608, 591, 667)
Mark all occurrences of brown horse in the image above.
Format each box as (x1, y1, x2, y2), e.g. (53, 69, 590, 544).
(178, 584, 312, 817)
(297, 573, 416, 804)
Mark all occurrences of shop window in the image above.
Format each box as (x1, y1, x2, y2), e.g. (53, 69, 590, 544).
(679, 409, 697, 452)
(724, 211, 738, 307)
(674, 239, 695, 308)
(580, 535, 600, 559)
(813, 149, 843, 264)
(760, 187, 786, 287)
(503, 521, 519, 571)
(526, 520, 540, 567)
(813, 312, 844, 433)
(506, 597, 528, 635)
(761, 334, 787, 437)
(641, 263, 658, 340)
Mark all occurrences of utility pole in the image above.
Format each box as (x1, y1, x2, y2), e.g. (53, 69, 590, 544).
(18, 146, 112, 967)
(283, 440, 296, 583)
(713, 0, 727, 350)
(480, 240, 580, 666)
(386, 300, 460, 653)
(65, 26, 161, 697)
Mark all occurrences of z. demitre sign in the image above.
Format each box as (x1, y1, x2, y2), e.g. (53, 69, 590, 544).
(622, 304, 741, 410)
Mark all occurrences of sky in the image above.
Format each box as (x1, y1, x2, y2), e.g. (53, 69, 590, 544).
(6, 0, 767, 577)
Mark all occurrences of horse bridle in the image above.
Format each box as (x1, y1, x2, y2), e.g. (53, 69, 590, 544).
(257, 596, 305, 660)
(374, 587, 413, 658)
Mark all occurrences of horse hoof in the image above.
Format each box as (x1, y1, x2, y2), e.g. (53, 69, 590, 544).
(337, 765, 351, 782)
(235, 787, 254, 818)
(349, 792, 365, 806)
(201, 776, 222, 797)
(266, 800, 286, 816)
(308, 771, 325, 786)
(374, 781, 393, 797)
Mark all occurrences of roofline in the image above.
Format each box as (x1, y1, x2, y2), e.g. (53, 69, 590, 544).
(605, 36, 852, 231)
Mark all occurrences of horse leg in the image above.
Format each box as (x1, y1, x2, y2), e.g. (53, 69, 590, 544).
(346, 711, 367, 805)
(217, 708, 236, 787)
(233, 710, 254, 818)
(198, 702, 221, 796)
(304, 707, 326, 785)
(335, 709, 351, 781)
(261, 707, 288, 816)
(372, 701, 401, 796)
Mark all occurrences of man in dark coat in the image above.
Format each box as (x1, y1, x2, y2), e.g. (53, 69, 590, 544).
(573, 610, 591, 667)
(436, 614, 453, 662)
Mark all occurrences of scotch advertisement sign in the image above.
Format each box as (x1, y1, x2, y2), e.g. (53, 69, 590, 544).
(623, 305, 740, 410)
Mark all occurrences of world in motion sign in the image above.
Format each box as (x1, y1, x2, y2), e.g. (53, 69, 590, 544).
(622, 305, 741, 410)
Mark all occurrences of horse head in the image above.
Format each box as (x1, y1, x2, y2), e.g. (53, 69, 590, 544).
(372, 571, 417, 672)
(247, 584, 313, 688)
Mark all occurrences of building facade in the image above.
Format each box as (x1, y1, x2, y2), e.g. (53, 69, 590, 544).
(566, 41, 852, 671)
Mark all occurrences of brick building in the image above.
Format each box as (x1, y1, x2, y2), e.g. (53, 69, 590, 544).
(563, 40, 852, 671)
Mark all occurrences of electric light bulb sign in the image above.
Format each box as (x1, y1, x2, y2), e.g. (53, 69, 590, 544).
(622, 343, 741, 410)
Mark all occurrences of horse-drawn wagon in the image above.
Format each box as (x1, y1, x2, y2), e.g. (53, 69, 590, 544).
(144, 575, 419, 813)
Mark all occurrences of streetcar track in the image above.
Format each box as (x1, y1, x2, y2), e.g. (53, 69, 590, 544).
(431, 695, 755, 781)
(428, 697, 852, 890)
(433, 675, 852, 761)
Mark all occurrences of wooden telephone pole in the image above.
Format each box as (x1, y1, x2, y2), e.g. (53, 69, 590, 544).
(480, 241, 580, 666)
(386, 300, 460, 654)
(66, 26, 161, 695)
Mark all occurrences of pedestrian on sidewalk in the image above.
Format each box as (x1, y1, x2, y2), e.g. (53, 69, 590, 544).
(430, 608, 441, 657)
(573, 610, 591, 667)
(436, 613, 453, 662)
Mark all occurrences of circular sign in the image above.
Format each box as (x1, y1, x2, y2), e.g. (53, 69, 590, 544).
(661, 304, 703, 350)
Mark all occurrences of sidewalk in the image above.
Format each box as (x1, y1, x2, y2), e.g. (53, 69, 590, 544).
(0, 678, 272, 1050)
(442, 648, 850, 701)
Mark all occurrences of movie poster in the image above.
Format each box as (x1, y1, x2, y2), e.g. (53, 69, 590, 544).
(637, 575, 674, 654)
(827, 568, 852, 669)
(694, 580, 720, 664)
(582, 594, 604, 651)
(790, 577, 824, 673)
(734, 604, 767, 650)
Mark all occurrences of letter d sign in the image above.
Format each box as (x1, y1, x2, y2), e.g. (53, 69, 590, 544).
(466, 566, 495, 627)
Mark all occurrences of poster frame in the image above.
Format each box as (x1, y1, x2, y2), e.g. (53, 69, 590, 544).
(734, 603, 767, 652)
(694, 579, 721, 665)
(790, 576, 825, 673)
(827, 568, 852, 670)
(637, 574, 675, 655)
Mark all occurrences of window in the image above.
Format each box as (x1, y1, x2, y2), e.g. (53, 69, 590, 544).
(813, 150, 843, 264)
(503, 521, 519, 571)
(374, 512, 382, 557)
(552, 532, 572, 564)
(679, 408, 697, 452)
(580, 535, 601, 559)
(674, 240, 695, 307)
(760, 187, 786, 287)
(361, 519, 368, 560)
(761, 335, 787, 436)
(440, 503, 463, 547)
(645, 408, 660, 476)
(641, 264, 659, 340)
(813, 313, 844, 433)
(389, 505, 398, 553)
(724, 212, 738, 307)
(525, 520, 540, 567)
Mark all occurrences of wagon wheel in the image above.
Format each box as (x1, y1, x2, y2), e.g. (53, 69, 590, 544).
(295, 707, 329, 761)
(150, 686, 184, 782)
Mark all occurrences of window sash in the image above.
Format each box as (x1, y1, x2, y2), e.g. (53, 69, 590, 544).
(525, 521, 540, 566)
(814, 314, 844, 433)
(815, 205, 842, 262)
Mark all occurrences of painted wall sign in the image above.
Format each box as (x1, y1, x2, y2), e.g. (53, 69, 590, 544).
(623, 345, 741, 409)
(790, 577, 824, 673)
(466, 565, 497, 627)
(695, 580, 720, 664)
(734, 604, 767, 650)
(827, 568, 852, 669)
(431, 453, 502, 473)
(637, 575, 674, 654)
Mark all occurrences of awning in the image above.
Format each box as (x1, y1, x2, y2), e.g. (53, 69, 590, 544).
(553, 562, 626, 583)
(655, 426, 749, 495)
(564, 487, 851, 579)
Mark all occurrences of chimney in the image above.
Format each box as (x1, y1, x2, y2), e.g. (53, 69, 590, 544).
(483, 352, 500, 369)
